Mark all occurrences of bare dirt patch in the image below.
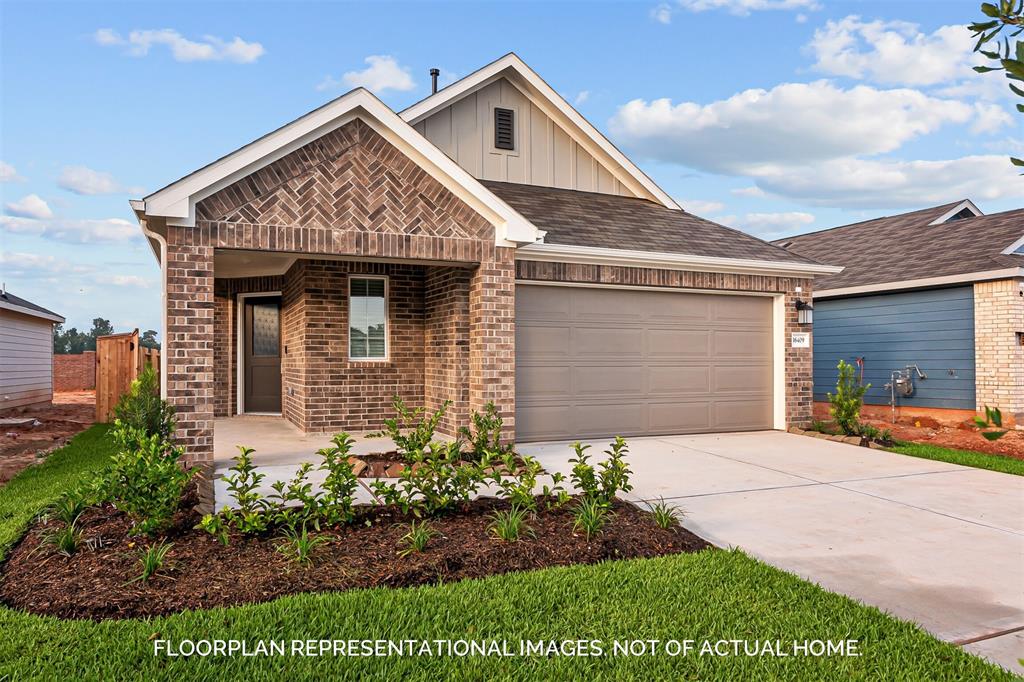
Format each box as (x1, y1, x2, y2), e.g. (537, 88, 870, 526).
(859, 416, 1024, 461)
(0, 392, 95, 484)
(0, 491, 710, 621)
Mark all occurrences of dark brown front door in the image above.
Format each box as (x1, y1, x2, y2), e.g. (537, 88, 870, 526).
(243, 296, 282, 413)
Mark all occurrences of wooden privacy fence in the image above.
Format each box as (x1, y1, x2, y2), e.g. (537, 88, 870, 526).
(95, 329, 160, 423)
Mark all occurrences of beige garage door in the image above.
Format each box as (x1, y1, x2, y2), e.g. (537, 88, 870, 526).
(515, 284, 774, 442)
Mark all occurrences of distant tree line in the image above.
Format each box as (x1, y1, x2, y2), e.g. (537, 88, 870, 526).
(52, 318, 160, 353)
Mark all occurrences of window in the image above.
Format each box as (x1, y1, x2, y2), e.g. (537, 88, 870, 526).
(349, 277, 387, 359)
(494, 107, 515, 150)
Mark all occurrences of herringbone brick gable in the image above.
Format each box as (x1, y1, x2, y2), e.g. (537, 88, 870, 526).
(196, 119, 492, 240)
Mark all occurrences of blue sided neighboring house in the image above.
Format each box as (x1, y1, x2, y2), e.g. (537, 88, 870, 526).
(774, 200, 1024, 426)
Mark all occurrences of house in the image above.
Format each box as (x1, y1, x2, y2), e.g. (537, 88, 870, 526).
(0, 288, 64, 409)
(130, 53, 840, 467)
(774, 201, 1024, 426)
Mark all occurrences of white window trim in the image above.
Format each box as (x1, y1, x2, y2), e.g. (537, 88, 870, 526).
(348, 275, 389, 362)
(235, 290, 283, 416)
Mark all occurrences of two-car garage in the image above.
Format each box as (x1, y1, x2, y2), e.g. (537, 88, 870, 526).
(514, 284, 776, 442)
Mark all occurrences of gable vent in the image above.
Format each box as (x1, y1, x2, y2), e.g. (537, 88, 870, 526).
(494, 107, 515, 150)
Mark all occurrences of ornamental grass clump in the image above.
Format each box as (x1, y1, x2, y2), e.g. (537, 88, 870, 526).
(488, 505, 535, 542)
(397, 521, 436, 556)
(130, 540, 174, 583)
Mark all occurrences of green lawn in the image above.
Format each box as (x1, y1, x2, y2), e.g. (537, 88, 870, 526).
(888, 441, 1024, 477)
(0, 426, 1012, 680)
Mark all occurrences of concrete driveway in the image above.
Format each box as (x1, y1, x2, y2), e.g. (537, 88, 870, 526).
(520, 431, 1024, 672)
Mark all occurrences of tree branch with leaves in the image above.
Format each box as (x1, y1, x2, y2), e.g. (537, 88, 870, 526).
(970, 1, 1024, 168)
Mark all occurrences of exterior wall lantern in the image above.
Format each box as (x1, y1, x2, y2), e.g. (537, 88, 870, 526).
(795, 299, 813, 325)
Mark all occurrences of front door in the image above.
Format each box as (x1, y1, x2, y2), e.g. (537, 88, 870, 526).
(243, 296, 282, 413)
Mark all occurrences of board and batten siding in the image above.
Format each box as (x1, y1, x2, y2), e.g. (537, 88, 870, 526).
(0, 308, 55, 408)
(414, 77, 636, 197)
(813, 287, 976, 410)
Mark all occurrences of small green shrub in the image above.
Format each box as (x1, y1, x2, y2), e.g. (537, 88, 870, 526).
(649, 498, 682, 529)
(828, 360, 869, 436)
(397, 521, 436, 556)
(568, 437, 633, 506)
(105, 432, 194, 536)
(459, 402, 514, 462)
(489, 504, 534, 542)
(268, 462, 320, 528)
(974, 406, 1008, 441)
(371, 441, 485, 517)
(42, 522, 82, 557)
(371, 396, 451, 458)
(490, 454, 567, 511)
(276, 524, 329, 566)
(111, 366, 174, 443)
(572, 498, 611, 540)
(317, 433, 359, 526)
(130, 540, 173, 583)
(807, 419, 834, 434)
(198, 513, 230, 546)
(220, 446, 271, 535)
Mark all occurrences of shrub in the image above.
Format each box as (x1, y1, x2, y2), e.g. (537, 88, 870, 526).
(198, 513, 230, 546)
(572, 498, 611, 540)
(649, 498, 682, 529)
(974, 406, 1008, 441)
(111, 366, 174, 443)
(276, 524, 329, 566)
(130, 540, 173, 583)
(371, 441, 485, 517)
(317, 433, 359, 526)
(105, 433, 194, 536)
(397, 521, 435, 556)
(268, 462, 320, 529)
(489, 505, 534, 542)
(490, 454, 567, 512)
(828, 360, 869, 436)
(807, 419, 834, 434)
(459, 402, 514, 462)
(220, 446, 271, 535)
(41, 522, 82, 557)
(372, 396, 451, 458)
(568, 437, 633, 506)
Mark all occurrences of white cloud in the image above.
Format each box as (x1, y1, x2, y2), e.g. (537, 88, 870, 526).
(752, 155, 1024, 208)
(970, 103, 1014, 134)
(795, 13, 808, 23)
(0, 161, 22, 182)
(57, 166, 142, 196)
(95, 274, 154, 288)
(650, 3, 674, 23)
(0, 251, 91, 276)
(574, 90, 591, 106)
(680, 199, 725, 214)
(610, 80, 983, 174)
(94, 28, 264, 63)
(5, 194, 53, 219)
(807, 16, 999, 93)
(0, 216, 139, 243)
(731, 186, 766, 197)
(677, 0, 818, 16)
(732, 211, 815, 238)
(318, 55, 415, 93)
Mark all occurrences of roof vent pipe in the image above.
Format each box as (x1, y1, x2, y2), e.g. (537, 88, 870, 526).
(430, 68, 440, 94)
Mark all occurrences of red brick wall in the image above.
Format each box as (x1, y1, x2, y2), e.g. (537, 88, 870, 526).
(424, 267, 471, 435)
(470, 246, 517, 438)
(515, 260, 815, 428)
(52, 352, 95, 391)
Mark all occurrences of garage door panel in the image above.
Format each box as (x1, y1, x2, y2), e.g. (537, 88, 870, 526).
(648, 329, 710, 356)
(648, 366, 710, 393)
(516, 285, 773, 441)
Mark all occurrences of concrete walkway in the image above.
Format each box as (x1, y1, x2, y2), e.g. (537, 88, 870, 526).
(521, 431, 1024, 673)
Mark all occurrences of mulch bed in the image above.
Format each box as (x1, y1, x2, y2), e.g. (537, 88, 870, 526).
(0, 492, 711, 621)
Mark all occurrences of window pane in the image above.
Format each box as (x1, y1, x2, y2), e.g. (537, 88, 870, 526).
(350, 278, 386, 359)
(251, 303, 279, 356)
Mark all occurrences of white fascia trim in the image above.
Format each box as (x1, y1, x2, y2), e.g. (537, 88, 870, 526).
(400, 53, 681, 211)
(928, 199, 983, 225)
(0, 300, 64, 323)
(139, 89, 538, 246)
(515, 242, 844, 278)
(1000, 233, 1024, 255)
(814, 267, 1024, 299)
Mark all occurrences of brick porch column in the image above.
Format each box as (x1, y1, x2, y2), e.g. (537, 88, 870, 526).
(784, 279, 814, 428)
(165, 225, 215, 466)
(467, 245, 516, 440)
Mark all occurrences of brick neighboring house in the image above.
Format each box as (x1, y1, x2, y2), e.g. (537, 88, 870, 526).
(774, 202, 1024, 426)
(131, 54, 840, 466)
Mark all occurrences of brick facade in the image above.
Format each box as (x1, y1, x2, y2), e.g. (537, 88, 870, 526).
(52, 351, 95, 391)
(974, 278, 1024, 426)
(515, 261, 815, 428)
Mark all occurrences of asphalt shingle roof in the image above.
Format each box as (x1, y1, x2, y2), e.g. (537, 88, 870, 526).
(0, 291, 63, 320)
(481, 180, 816, 264)
(771, 203, 1024, 291)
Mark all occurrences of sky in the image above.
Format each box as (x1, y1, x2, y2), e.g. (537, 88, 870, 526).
(1, 0, 1022, 337)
